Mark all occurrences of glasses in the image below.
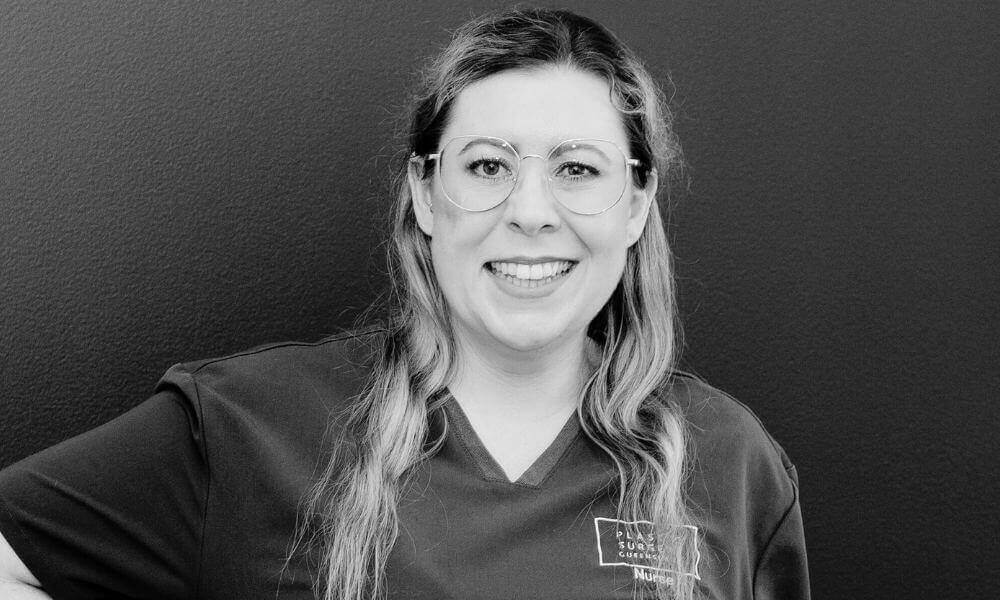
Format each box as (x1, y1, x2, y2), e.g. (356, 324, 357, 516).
(411, 135, 641, 215)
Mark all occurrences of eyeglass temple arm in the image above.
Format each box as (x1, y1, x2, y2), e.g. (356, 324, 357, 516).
(408, 154, 440, 183)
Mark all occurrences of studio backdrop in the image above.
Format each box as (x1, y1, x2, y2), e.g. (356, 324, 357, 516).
(2, 1, 997, 598)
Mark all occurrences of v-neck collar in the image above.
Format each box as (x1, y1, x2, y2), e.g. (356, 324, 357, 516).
(442, 392, 582, 488)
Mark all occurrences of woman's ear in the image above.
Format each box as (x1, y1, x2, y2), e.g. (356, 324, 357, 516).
(625, 169, 657, 246)
(408, 159, 434, 236)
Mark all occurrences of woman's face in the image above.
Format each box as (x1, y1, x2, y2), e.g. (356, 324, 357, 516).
(409, 67, 655, 358)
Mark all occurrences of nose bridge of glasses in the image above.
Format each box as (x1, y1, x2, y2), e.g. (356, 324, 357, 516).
(501, 153, 561, 224)
(513, 153, 551, 183)
(505, 155, 561, 230)
(509, 153, 556, 202)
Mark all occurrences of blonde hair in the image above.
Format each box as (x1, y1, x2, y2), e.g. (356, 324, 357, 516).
(301, 8, 698, 600)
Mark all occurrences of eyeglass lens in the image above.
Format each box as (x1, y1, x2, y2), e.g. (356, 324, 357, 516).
(438, 136, 630, 214)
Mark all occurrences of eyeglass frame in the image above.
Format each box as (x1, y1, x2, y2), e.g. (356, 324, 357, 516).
(409, 135, 644, 216)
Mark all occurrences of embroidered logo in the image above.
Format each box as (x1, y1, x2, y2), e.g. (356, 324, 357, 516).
(593, 517, 700, 584)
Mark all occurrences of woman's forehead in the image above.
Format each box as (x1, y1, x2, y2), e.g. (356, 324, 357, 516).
(441, 66, 629, 149)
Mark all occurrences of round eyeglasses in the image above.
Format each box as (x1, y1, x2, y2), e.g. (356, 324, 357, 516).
(411, 135, 642, 215)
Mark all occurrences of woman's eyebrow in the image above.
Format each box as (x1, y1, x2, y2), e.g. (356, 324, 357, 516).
(455, 136, 582, 154)
(455, 137, 511, 155)
(549, 140, 614, 161)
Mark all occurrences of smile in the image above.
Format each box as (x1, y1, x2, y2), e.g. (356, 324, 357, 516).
(486, 260, 576, 288)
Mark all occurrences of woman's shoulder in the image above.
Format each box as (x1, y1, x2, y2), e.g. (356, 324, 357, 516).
(662, 375, 808, 596)
(176, 326, 385, 379)
(156, 326, 388, 418)
(664, 373, 798, 485)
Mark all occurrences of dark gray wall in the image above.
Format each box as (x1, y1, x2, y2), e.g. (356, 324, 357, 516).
(2, 1, 997, 598)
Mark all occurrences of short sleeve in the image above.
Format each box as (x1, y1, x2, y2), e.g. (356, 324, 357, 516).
(0, 382, 208, 599)
(753, 465, 810, 600)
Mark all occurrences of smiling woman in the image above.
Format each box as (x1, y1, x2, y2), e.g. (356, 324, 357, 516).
(409, 68, 652, 358)
(0, 7, 809, 600)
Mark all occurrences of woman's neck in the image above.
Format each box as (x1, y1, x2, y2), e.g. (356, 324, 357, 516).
(448, 328, 597, 422)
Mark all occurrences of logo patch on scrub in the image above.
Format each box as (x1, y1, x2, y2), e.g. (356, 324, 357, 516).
(593, 517, 700, 584)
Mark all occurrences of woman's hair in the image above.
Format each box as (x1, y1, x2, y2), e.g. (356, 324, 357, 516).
(300, 8, 697, 600)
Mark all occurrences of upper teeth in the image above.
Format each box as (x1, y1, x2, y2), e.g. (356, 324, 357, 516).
(490, 261, 573, 280)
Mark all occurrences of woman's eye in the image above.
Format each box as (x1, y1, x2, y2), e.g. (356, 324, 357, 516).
(480, 161, 501, 176)
(557, 162, 598, 179)
(468, 158, 510, 178)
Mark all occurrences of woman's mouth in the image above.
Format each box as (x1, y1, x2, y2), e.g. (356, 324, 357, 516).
(485, 260, 576, 289)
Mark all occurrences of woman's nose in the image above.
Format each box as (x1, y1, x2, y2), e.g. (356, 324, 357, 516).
(503, 156, 561, 236)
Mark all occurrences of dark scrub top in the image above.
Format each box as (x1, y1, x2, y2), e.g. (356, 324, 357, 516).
(0, 330, 809, 599)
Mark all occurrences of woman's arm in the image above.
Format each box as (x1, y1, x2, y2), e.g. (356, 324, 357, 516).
(0, 383, 209, 598)
(0, 531, 51, 599)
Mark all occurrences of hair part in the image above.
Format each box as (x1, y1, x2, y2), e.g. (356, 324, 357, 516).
(301, 8, 698, 600)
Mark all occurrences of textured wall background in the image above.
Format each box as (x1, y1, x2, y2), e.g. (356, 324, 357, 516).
(2, 1, 997, 597)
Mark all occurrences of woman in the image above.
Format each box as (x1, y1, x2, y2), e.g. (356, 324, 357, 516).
(0, 8, 809, 600)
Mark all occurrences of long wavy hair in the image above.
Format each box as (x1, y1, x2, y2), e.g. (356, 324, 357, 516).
(300, 8, 698, 600)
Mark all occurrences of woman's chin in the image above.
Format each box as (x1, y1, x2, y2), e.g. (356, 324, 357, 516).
(484, 317, 583, 356)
